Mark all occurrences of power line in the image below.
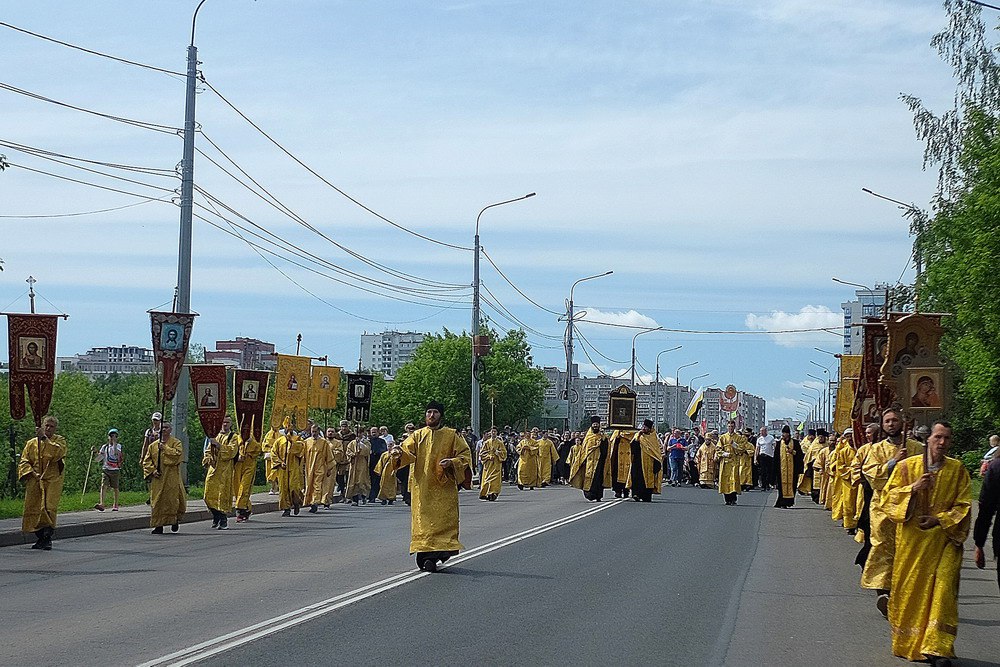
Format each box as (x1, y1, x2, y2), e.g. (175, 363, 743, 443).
(196, 131, 464, 290)
(480, 248, 561, 315)
(200, 76, 474, 252)
(3, 146, 177, 195)
(0, 81, 181, 134)
(480, 283, 560, 340)
(5, 161, 177, 201)
(0, 139, 176, 177)
(0, 20, 185, 78)
(575, 315, 843, 336)
(574, 327, 628, 364)
(0, 196, 170, 219)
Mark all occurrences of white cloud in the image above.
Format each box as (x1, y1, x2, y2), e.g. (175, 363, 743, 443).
(576, 308, 660, 330)
(745, 305, 842, 348)
(784, 379, 826, 391)
(766, 397, 804, 418)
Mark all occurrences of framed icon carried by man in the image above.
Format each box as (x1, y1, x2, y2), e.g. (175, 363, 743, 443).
(607, 385, 637, 430)
(908, 368, 943, 410)
(197, 383, 220, 409)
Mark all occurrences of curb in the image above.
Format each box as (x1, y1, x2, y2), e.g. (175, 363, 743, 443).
(0, 497, 281, 548)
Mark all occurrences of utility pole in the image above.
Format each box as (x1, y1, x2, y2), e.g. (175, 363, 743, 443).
(564, 271, 613, 431)
(171, 0, 209, 484)
(471, 193, 535, 438)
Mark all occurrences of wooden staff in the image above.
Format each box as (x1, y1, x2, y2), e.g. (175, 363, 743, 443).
(81, 447, 94, 503)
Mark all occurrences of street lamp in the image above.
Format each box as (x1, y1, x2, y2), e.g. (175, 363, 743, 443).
(564, 270, 613, 430)
(631, 327, 663, 388)
(471, 192, 535, 438)
(654, 346, 682, 428)
(675, 361, 698, 427)
(814, 347, 841, 357)
(806, 373, 826, 428)
(832, 277, 873, 292)
(810, 360, 834, 426)
(172, 0, 211, 484)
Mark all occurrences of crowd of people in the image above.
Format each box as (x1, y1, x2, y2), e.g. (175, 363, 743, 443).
(16, 405, 999, 663)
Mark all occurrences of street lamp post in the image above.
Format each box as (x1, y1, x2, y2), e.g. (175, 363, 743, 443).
(565, 271, 613, 430)
(806, 373, 826, 429)
(631, 327, 663, 389)
(654, 346, 682, 428)
(675, 361, 698, 427)
(810, 360, 835, 429)
(471, 193, 535, 438)
(172, 0, 210, 484)
(686, 372, 709, 427)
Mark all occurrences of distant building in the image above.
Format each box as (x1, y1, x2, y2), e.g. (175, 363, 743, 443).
(57, 345, 154, 378)
(204, 337, 276, 369)
(360, 331, 426, 379)
(767, 418, 794, 433)
(841, 284, 889, 355)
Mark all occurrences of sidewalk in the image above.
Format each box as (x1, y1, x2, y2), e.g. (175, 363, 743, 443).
(0, 491, 280, 547)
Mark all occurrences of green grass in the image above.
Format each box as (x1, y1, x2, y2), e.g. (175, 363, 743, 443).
(0, 484, 271, 520)
(972, 477, 982, 501)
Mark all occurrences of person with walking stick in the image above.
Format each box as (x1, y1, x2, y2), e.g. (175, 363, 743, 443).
(92, 428, 123, 512)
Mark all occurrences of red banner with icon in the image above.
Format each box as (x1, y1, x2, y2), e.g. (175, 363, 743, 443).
(234, 368, 269, 442)
(5, 314, 59, 426)
(149, 310, 197, 403)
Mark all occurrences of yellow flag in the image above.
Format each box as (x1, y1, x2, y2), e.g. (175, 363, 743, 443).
(834, 354, 862, 432)
(310, 365, 341, 409)
(271, 353, 311, 428)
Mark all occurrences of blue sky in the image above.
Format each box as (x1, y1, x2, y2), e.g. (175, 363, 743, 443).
(0, 1, 958, 419)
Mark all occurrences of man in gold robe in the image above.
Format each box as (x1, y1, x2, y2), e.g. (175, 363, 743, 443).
(232, 426, 261, 522)
(516, 429, 540, 490)
(716, 420, 750, 505)
(373, 446, 399, 505)
(829, 433, 849, 521)
(834, 428, 860, 532)
(330, 420, 355, 503)
(697, 432, 718, 488)
(853, 422, 881, 564)
(303, 423, 332, 513)
(322, 427, 345, 506)
(535, 429, 559, 487)
(261, 427, 280, 495)
(202, 416, 239, 530)
(883, 420, 970, 665)
(570, 416, 611, 501)
(797, 429, 817, 495)
(862, 408, 925, 617)
(391, 400, 472, 572)
(811, 430, 831, 505)
(19, 415, 66, 550)
(143, 422, 186, 534)
(773, 425, 801, 508)
(345, 426, 372, 506)
(608, 428, 635, 498)
(272, 424, 304, 517)
(478, 426, 506, 501)
(738, 428, 754, 491)
(628, 420, 662, 502)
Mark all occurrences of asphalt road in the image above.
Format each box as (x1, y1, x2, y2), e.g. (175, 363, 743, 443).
(2, 483, 997, 667)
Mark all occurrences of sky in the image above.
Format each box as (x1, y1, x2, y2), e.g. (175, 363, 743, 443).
(0, 1, 963, 420)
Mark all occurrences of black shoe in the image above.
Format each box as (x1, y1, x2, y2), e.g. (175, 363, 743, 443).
(633, 496, 641, 502)
(416, 554, 437, 573)
(211, 519, 219, 529)
(351, 500, 359, 506)
(517, 484, 524, 490)
(30, 540, 44, 549)
(488, 494, 497, 501)
(293, 506, 300, 515)
(388, 500, 394, 505)
(170, 523, 179, 532)
(151, 526, 164, 534)
(309, 505, 318, 513)
(281, 509, 291, 517)
(479, 495, 489, 501)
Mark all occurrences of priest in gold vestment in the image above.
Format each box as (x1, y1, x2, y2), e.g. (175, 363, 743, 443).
(202, 416, 239, 530)
(628, 420, 662, 502)
(19, 415, 66, 550)
(608, 428, 635, 499)
(392, 400, 472, 572)
(716, 420, 750, 505)
(478, 426, 506, 501)
(570, 416, 611, 501)
(883, 421, 970, 664)
(516, 429, 540, 490)
(143, 422, 187, 534)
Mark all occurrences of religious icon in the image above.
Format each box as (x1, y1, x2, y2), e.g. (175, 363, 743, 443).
(198, 383, 219, 408)
(909, 368, 943, 409)
(18, 336, 46, 371)
(894, 331, 920, 366)
(353, 383, 366, 399)
(320, 374, 331, 389)
(160, 324, 184, 351)
(288, 373, 298, 391)
(241, 380, 259, 401)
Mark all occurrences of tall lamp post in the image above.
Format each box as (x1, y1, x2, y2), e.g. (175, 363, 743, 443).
(172, 0, 210, 484)
(654, 346, 682, 428)
(806, 373, 826, 429)
(810, 360, 834, 429)
(471, 193, 535, 438)
(631, 327, 663, 388)
(564, 270, 613, 430)
(674, 361, 698, 427)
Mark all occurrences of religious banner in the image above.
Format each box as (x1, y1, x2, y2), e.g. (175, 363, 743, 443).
(719, 385, 739, 413)
(272, 353, 311, 428)
(5, 314, 60, 425)
(234, 369, 269, 442)
(149, 310, 197, 403)
(310, 365, 341, 410)
(607, 385, 637, 430)
(189, 364, 228, 437)
(880, 312, 947, 422)
(345, 373, 374, 423)
(833, 355, 861, 433)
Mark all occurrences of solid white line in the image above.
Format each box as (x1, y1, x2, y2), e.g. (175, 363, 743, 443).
(139, 499, 623, 667)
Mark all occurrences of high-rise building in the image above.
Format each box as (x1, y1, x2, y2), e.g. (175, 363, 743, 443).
(360, 331, 426, 379)
(841, 284, 889, 355)
(205, 337, 277, 369)
(56, 345, 154, 378)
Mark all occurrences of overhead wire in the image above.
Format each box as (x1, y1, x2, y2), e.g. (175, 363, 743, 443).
(480, 283, 561, 340)
(573, 327, 629, 365)
(0, 196, 169, 219)
(480, 248, 562, 315)
(0, 139, 176, 177)
(200, 76, 473, 252)
(196, 131, 464, 289)
(5, 161, 178, 202)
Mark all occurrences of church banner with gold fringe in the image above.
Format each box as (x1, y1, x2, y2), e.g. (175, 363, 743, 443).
(5, 313, 60, 426)
(271, 354, 311, 428)
(234, 369, 269, 442)
(310, 365, 341, 410)
(149, 310, 197, 403)
(189, 364, 228, 437)
(833, 355, 861, 433)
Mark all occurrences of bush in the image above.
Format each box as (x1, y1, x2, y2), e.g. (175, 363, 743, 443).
(960, 449, 985, 477)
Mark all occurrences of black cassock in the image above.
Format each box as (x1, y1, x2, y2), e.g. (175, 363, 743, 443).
(773, 438, 804, 508)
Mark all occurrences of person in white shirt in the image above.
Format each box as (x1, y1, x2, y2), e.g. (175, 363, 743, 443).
(92, 428, 123, 511)
(755, 427, 777, 492)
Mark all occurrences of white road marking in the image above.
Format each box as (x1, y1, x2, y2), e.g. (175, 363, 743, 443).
(138, 499, 624, 667)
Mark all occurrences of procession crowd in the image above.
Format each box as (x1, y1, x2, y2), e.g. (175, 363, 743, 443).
(15, 404, 1000, 665)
